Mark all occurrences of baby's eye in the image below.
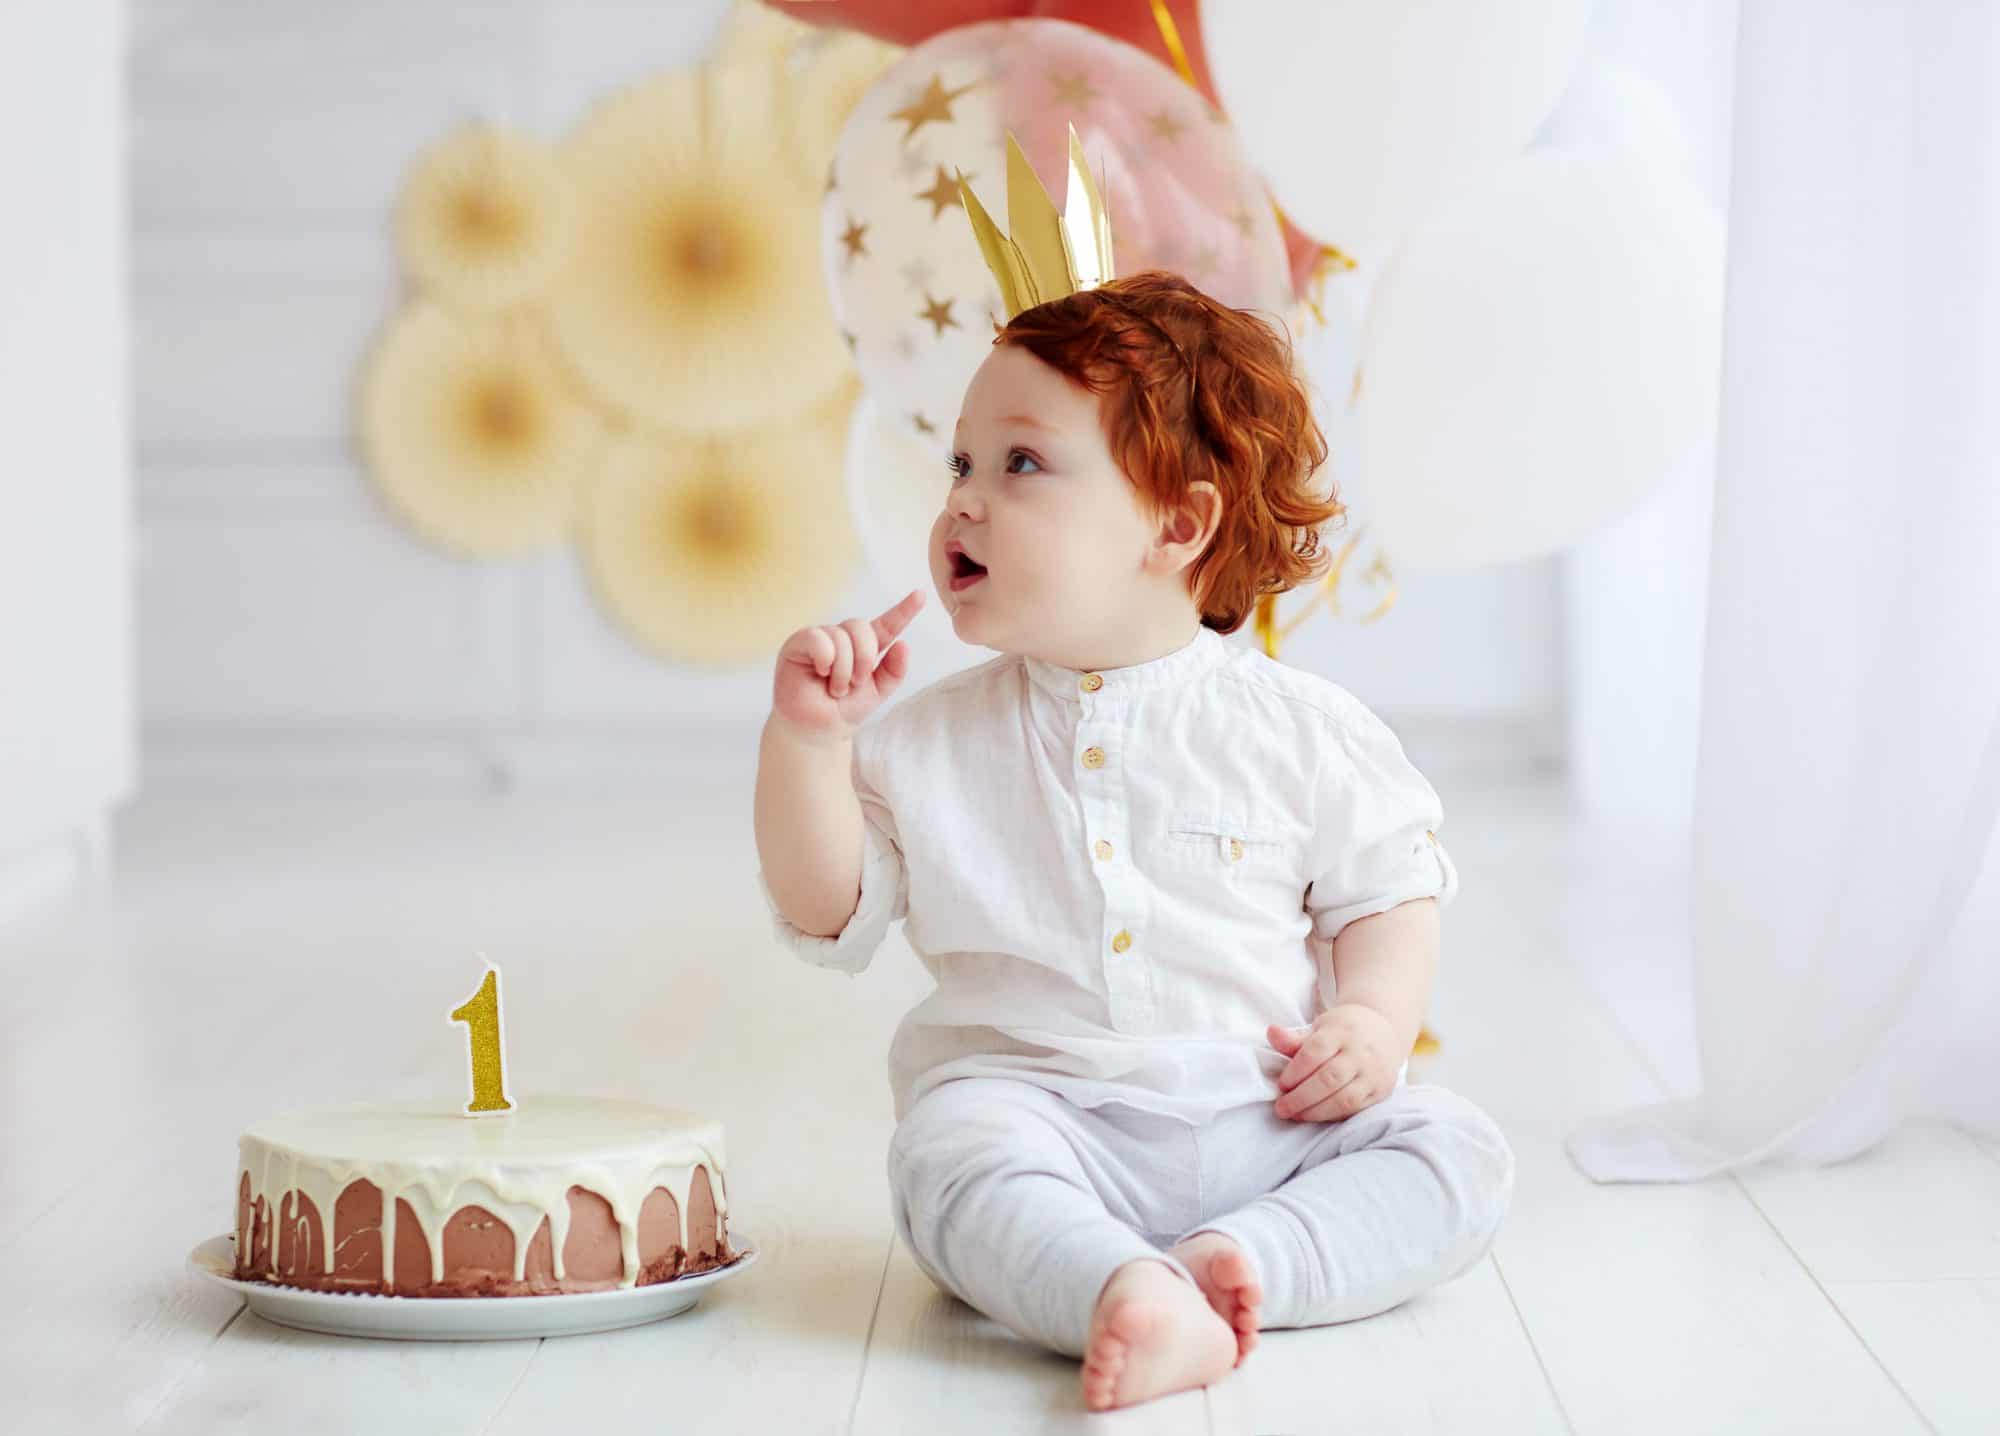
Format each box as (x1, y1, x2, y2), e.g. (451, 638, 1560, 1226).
(1006, 449, 1041, 474)
(945, 453, 968, 479)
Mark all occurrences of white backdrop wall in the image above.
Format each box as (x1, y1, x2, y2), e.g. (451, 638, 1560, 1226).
(131, 0, 1562, 796)
(1, 0, 133, 919)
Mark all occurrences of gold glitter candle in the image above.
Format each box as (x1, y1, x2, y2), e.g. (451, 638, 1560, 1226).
(449, 964, 515, 1115)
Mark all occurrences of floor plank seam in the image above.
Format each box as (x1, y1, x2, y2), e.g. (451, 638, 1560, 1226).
(1728, 1176, 1939, 1435)
(477, 1336, 543, 1435)
(4, 1167, 100, 1259)
(846, 1231, 896, 1436)
(1486, 1250, 1578, 1436)
(133, 1297, 246, 1431)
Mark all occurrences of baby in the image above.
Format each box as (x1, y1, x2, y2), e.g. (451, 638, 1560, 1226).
(754, 270, 1514, 1412)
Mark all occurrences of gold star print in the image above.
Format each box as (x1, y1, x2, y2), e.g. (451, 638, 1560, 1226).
(890, 73, 978, 142)
(918, 292, 960, 337)
(912, 412, 936, 435)
(1050, 69, 1101, 110)
(1147, 109, 1187, 144)
(838, 216, 869, 263)
(917, 165, 968, 221)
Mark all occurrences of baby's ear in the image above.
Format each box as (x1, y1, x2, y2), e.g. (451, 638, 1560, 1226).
(1152, 482, 1222, 570)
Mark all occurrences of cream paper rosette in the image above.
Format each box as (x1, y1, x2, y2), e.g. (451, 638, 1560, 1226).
(784, 27, 903, 196)
(713, 0, 810, 68)
(547, 61, 851, 433)
(394, 123, 571, 312)
(581, 378, 862, 664)
(712, 0, 902, 195)
(358, 300, 609, 555)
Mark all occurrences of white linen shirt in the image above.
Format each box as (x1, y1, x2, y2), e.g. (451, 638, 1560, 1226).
(754, 624, 1459, 1127)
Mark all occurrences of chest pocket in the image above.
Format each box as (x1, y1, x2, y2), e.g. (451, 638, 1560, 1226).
(1158, 809, 1292, 882)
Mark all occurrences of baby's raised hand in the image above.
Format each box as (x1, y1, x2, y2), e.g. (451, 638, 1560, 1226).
(771, 589, 925, 742)
(1268, 1004, 1401, 1122)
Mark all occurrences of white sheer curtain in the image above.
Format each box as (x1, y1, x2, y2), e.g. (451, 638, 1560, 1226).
(1565, 0, 2000, 1182)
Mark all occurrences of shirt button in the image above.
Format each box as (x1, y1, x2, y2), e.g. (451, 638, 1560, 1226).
(1227, 838, 1244, 862)
(1111, 930, 1132, 953)
(1094, 839, 1113, 861)
(1425, 830, 1438, 846)
(1081, 746, 1105, 769)
(1080, 673, 1103, 692)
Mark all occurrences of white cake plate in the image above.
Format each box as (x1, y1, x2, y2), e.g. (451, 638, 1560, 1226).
(187, 1230, 757, 1341)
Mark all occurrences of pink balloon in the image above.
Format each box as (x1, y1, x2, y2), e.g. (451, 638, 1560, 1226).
(934, 18, 1289, 315)
(825, 18, 1295, 445)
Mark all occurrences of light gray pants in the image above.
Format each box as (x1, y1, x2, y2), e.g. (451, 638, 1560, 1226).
(886, 1076, 1516, 1359)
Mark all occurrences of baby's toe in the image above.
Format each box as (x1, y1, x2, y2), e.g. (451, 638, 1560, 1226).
(1081, 1325, 1132, 1409)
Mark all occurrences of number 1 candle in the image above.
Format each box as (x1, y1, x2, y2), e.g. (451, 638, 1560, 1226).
(449, 961, 515, 1116)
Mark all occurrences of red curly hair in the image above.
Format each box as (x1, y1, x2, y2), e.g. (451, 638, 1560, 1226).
(991, 269, 1341, 635)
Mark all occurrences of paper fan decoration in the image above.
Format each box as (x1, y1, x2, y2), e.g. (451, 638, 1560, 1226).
(358, 300, 609, 556)
(581, 386, 862, 665)
(711, 0, 902, 195)
(783, 28, 903, 195)
(546, 61, 852, 433)
(394, 123, 571, 312)
(713, 0, 813, 68)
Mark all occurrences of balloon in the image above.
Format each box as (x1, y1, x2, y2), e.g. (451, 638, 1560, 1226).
(1354, 136, 1725, 570)
(843, 393, 989, 685)
(761, 0, 1028, 47)
(1037, 0, 1334, 301)
(822, 16, 1293, 446)
(1201, 0, 1593, 269)
(1533, 57, 1707, 201)
(771, 0, 1335, 303)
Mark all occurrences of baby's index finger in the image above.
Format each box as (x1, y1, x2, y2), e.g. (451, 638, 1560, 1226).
(872, 588, 925, 645)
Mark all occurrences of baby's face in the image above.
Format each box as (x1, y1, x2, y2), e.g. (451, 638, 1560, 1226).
(932, 344, 1158, 654)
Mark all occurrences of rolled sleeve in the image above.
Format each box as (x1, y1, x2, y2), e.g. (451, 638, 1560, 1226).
(754, 727, 909, 976)
(1305, 702, 1460, 943)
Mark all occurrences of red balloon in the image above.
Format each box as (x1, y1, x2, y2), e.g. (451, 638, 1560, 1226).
(758, 0, 1029, 47)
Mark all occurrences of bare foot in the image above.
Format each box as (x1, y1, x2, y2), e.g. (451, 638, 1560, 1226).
(1079, 1257, 1237, 1412)
(1166, 1230, 1264, 1366)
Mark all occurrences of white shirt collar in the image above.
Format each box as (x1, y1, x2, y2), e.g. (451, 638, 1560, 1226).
(1021, 624, 1225, 703)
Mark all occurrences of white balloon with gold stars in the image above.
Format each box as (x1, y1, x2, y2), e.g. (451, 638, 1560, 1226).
(822, 62, 1006, 450)
(843, 392, 992, 685)
(821, 18, 1293, 450)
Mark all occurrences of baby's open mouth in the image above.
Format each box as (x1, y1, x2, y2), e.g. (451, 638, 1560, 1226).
(949, 550, 988, 588)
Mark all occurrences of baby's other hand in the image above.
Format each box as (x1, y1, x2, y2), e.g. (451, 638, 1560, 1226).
(1268, 1004, 1400, 1122)
(771, 589, 925, 743)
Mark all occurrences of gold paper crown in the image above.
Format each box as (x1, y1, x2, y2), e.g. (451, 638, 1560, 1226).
(956, 123, 1116, 321)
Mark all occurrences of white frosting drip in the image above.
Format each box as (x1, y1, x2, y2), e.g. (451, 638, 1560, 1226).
(236, 1093, 728, 1291)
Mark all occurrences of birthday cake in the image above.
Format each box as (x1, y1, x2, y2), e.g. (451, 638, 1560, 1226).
(232, 1094, 736, 1297)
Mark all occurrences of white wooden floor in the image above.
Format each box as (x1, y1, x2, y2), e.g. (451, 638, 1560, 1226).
(3, 774, 1995, 1434)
